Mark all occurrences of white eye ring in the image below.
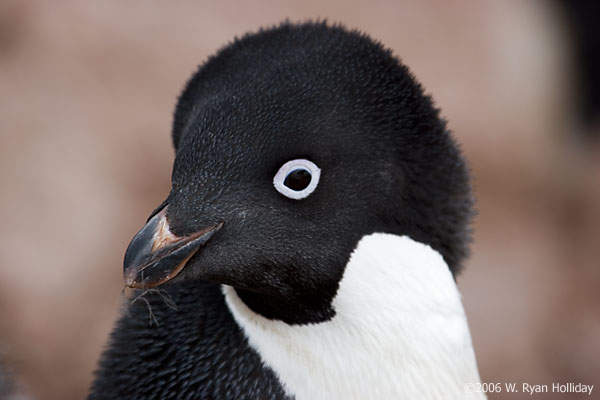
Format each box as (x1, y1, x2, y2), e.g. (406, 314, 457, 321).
(273, 159, 321, 200)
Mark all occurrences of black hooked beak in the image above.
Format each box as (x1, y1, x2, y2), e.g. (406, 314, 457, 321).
(123, 206, 223, 288)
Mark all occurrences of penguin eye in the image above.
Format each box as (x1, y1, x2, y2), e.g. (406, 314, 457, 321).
(273, 159, 321, 200)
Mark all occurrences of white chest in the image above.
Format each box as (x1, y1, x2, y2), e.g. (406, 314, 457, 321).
(223, 233, 485, 400)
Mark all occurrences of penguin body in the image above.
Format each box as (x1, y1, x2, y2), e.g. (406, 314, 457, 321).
(91, 283, 289, 399)
(90, 21, 482, 399)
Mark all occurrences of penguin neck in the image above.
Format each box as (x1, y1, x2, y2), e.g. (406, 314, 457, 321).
(223, 233, 484, 400)
(234, 287, 336, 325)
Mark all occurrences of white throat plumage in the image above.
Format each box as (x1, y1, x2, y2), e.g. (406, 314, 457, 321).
(223, 233, 485, 400)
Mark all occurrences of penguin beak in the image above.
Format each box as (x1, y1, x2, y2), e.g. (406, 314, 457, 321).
(123, 207, 222, 289)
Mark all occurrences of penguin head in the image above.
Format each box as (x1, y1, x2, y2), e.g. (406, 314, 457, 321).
(123, 22, 473, 324)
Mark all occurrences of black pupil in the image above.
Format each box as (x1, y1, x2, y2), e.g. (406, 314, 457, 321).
(284, 169, 311, 191)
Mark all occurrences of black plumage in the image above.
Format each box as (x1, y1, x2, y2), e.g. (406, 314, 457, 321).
(90, 21, 473, 399)
(90, 283, 288, 399)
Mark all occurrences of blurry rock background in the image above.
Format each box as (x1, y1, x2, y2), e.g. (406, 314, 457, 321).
(0, 1, 598, 399)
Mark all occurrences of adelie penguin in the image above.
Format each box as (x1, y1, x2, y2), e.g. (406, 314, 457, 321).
(90, 22, 485, 399)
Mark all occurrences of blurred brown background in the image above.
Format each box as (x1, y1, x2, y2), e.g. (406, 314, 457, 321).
(0, 1, 599, 399)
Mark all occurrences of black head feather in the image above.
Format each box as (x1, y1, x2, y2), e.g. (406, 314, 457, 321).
(165, 21, 473, 323)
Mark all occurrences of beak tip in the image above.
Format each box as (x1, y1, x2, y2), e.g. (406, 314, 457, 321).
(123, 268, 141, 288)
